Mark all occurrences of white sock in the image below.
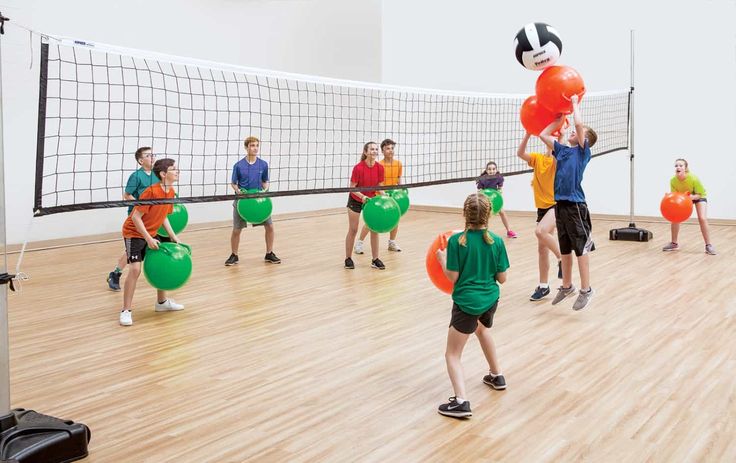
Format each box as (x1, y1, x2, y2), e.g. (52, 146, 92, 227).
(455, 397, 465, 404)
(489, 371, 503, 377)
(539, 283, 549, 289)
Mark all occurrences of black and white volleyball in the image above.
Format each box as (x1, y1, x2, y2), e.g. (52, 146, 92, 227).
(514, 22, 562, 71)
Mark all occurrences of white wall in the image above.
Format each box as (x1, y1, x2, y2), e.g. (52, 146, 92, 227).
(1, 0, 382, 244)
(383, 0, 736, 221)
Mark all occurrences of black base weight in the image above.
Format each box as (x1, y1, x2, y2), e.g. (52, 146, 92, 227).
(609, 224, 653, 242)
(0, 409, 90, 463)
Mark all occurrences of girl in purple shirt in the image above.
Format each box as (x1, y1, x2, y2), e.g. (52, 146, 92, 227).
(477, 161, 517, 238)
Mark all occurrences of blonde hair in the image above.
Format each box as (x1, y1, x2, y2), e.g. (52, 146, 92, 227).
(458, 193, 494, 247)
(675, 158, 689, 172)
(244, 136, 260, 149)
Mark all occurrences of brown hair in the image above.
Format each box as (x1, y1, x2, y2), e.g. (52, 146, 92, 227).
(244, 136, 260, 149)
(458, 193, 494, 247)
(135, 146, 152, 164)
(480, 161, 499, 177)
(153, 158, 176, 180)
(361, 141, 377, 161)
(584, 126, 598, 147)
(380, 139, 396, 150)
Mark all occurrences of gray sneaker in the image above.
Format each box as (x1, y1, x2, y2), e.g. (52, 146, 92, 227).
(705, 244, 717, 255)
(572, 288, 594, 311)
(662, 242, 679, 252)
(551, 285, 576, 305)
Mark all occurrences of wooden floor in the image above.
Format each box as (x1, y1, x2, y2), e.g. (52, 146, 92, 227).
(7, 209, 736, 462)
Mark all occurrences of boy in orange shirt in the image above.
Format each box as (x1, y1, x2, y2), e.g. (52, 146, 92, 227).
(119, 158, 184, 326)
(355, 139, 403, 253)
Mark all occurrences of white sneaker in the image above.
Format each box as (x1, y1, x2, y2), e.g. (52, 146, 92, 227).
(155, 299, 185, 312)
(354, 240, 364, 255)
(119, 310, 133, 326)
(388, 240, 402, 252)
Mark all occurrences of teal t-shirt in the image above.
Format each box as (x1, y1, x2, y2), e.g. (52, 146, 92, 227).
(125, 168, 159, 213)
(446, 229, 510, 315)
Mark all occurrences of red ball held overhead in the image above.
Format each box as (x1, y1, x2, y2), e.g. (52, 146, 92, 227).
(535, 65, 585, 114)
(519, 95, 565, 136)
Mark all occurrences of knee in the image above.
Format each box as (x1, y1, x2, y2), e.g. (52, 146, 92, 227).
(534, 226, 545, 239)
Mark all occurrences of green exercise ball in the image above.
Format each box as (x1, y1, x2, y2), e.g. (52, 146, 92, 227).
(237, 189, 273, 224)
(362, 195, 401, 233)
(387, 189, 410, 216)
(481, 189, 504, 215)
(157, 204, 189, 237)
(143, 242, 193, 291)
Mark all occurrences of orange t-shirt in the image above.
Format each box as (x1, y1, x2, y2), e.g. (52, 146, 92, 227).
(122, 183, 175, 238)
(379, 159, 402, 186)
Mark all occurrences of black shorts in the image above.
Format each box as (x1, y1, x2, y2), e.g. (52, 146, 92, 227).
(123, 235, 172, 264)
(693, 198, 707, 204)
(536, 206, 554, 223)
(555, 201, 595, 257)
(449, 301, 498, 334)
(347, 196, 364, 213)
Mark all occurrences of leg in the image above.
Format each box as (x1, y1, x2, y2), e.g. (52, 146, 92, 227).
(537, 209, 561, 259)
(475, 323, 501, 375)
(389, 224, 399, 241)
(370, 230, 379, 260)
(694, 202, 711, 245)
(264, 222, 275, 253)
(116, 252, 128, 271)
(537, 240, 550, 284)
(577, 253, 590, 290)
(445, 326, 472, 400)
(122, 262, 142, 310)
(670, 222, 680, 244)
(359, 224, 370, 242)
(230, 228, 242, 255)
(156, 289, 167, 303)
(498, 210, 511, 232)
(561, 253, 574, 288)
(345, 209, 360, 258)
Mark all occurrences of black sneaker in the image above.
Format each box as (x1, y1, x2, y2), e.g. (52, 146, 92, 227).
(483, 374, 507, 390)
(107, 271, 122, 291)
(557, 260, 563, 279)
(344, 257, 355, 269)
(529, 286, 550, 301)
(438, 397, 472, 418)
(224, 254, 239, 266)
(371, 258, 386, 270)
(264, 252, 281, 264)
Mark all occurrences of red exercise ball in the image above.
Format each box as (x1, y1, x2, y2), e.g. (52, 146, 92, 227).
(520, 95, 565, 136)
(660, 192, 693, 223)
(426, 231, 458, 294)
(536, 65, 585, 114)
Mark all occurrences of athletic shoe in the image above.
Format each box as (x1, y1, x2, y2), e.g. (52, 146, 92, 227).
(705, 244, 717, 255)
(354, 240, 365, 255)
(482, 373, 507, 390)
(264, 252, 282, 264)
(507, 230, 518, 238)
(371, 258, 386, 270)
(344, 258, 355, 269)
(551, 285, 576, 305)
(388, 240, 402, 252)
(557, 261, 563, 279)
(119, 310, 133, 326)
(572, 288, 594, 311)
(155, 299, 185, 312)
(529, 286, 550, 301)
(438, 397, 472, 418)
(107, 271, 122, 291)
(225, 253, 239, 266)
(662, 242, 679, 252)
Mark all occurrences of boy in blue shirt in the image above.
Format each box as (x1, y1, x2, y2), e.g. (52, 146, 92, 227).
(225, 136, 281, 266)
(540, 95, 597, 311)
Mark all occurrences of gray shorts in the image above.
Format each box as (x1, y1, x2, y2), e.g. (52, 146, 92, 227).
(232, 200, 273, 229)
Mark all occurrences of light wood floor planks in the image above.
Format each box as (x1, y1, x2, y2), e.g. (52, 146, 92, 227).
(7, 209, 736, 462)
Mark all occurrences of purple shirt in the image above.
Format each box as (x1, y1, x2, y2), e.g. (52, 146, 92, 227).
(477, 174, 504, 190)
(232, 157, 269, 190)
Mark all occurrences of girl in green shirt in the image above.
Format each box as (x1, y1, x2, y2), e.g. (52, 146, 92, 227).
(663, 159, 716, 255)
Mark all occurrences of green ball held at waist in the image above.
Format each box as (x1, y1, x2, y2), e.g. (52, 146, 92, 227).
(237, 189, 273, 224)
(481, 189, 504, 215)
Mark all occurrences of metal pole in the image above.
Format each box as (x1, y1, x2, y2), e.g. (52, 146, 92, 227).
(0, 29, 12, 414)
(628, 29, 636, 227)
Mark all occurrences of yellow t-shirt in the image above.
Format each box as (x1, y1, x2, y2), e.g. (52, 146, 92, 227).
(528, 153, 556, 209)
(379, 159, 403, 186)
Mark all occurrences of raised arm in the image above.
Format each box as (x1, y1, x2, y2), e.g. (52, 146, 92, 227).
(571, 94, 586, 145)
(516, 132, 532, 163)
(539, 114, 565, 150)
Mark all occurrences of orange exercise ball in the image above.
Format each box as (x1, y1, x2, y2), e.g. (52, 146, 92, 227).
(426, 230, 458, 294)
(660, 192, 693, 223)
(535, 65, 585, 114)
(520, 95, 565, 136)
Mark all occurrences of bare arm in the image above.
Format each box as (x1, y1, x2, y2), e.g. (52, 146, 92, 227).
(130, 209, 159, 250)
(261, 181, 270, 191)
(123, 192, 135, 201)
(495, 271, 507, 284)
(571, 95, 586, 145)
(160, 217, 180, 243)
(539, 114, 566, 150)
(516, 132, 532, 163)
(231, 183, 241, 194)
(350, 180, 369, 203)
(435, 249, 459, 284)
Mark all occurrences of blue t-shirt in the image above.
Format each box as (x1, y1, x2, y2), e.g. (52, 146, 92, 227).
(477, 174, 504, 190)
(553, 140, 590, 202)
(232, 157, 269, 191)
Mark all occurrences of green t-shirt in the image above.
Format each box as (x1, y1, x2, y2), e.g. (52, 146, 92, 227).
(670, 173, 706, 198)
(446, 229, 510, 315)
(125, 168, 159, 213)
